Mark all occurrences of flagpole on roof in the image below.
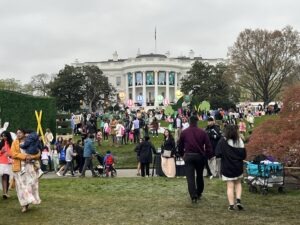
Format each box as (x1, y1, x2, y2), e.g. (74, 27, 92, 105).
(155, 26, 157, 54)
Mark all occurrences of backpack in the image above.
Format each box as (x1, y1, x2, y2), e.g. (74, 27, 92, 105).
(105, 155, 114, 165)
(59, 147, 66, 161)
(120, 126, 125, 136)
(105, 126, 111, 134)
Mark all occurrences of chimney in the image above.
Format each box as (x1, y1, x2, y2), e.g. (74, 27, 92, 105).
(189, 50, 194, 59)
(113, 51, 118, 61)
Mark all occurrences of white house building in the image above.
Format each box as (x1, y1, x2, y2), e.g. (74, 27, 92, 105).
(72, 50, 224, 107)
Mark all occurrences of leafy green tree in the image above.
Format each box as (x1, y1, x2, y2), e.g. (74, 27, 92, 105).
(181, 61, 239, 110)
(29, 73, 52, 96)
(48, 65, 116, 112)
(48, 65, 85, 111)
(81, 65, 116, 112)
(0, 78, 22, 92)
(228, 26, 300, 106)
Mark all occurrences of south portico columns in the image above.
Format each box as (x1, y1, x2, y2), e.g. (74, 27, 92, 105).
(174, 72, 178, 102)
(166, 71, 170, 103)
(132, 72, 136, 105)
(142, 71, 146, 107)
(125, 73, 129, 102)
(154, 71, 158, 107)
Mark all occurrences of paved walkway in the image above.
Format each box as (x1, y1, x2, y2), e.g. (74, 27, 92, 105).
(41, 169, 149, 179)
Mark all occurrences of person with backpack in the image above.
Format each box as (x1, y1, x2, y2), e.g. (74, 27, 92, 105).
(103, 150, 115, 177)
(137, 136, 157, 177)
(205, 117, 222, 179)
(62, 139, 77, 177)
(215, 124, 247, 211)
(56, 139, 67, 176)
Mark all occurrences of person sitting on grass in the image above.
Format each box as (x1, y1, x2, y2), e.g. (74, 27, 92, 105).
(103, 150, 115, 177)
(215, 124, 247, 211)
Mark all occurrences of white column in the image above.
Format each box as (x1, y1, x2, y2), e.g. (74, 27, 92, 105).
(125, 73, 129, 102)
(174, 72, 178, 101)
(142, 71, 146, 107)
(166, 71, 170, 103)
(132, 72, 136, 105)
(154, 71, 158, 107)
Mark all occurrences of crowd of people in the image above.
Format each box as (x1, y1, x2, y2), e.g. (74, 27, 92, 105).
(0, 105, 264, 212)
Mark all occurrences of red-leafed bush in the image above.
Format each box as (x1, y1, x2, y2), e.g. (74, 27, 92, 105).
(246, 84, 300, 166)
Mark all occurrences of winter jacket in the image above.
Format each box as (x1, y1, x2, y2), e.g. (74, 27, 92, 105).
(178, 124, 213, 159)
(161, 137, 176, 157)
(20, 132, 42, 155)
(137, 141, 157, 164)
(83, 138, 96, 158)
(65, 145, 76, 162)
(10, 139, 40, 172)
(205, 124, 222, 153)
(215, 137, 247, 178)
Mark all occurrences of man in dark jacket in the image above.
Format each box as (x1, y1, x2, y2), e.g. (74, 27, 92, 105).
(137, 136, 157, 177)
(205, 117, 222, 178)
(178, 116, 213, 203)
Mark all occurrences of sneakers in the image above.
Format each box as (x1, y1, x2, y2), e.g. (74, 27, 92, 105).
(227, 203, 244, 211)
(209, 175, 214, 180)
(228, 206, 235, 211)
(236, 202, 244, 210)
(56, 172, 62, 177)
(38, 169, 44, 179)
(191, 197, 198, 204)
(2, 194, 9, 199)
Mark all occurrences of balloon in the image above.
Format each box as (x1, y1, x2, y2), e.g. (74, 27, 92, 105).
(119, 92, 125, 101)
(163, 98, 169, 106)
(127, 99, 133, 107)
(175, 90, 184, 99)
(156, 95, 164, 104)
(184, 95, 190, 103)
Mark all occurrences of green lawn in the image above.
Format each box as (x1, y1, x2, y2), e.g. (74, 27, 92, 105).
(1, 178, 299, 225)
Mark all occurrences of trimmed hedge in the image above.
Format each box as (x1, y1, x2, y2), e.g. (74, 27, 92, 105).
(57, 114, 71, 120)
(56, 128, 73, 135)
(56, 113, 72, 135)
(57, 120, 71, 128)
(0, 90, 56, 135)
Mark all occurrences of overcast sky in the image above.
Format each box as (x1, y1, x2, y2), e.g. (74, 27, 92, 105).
(0, 0, 299, 84)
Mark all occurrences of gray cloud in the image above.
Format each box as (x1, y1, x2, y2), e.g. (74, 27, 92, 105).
(0, 0, 299, 83)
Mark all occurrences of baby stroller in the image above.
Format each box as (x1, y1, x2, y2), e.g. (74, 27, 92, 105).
(245, 160, 285, 195)
(94, 153, 117, 177)
(94, 153, 105, 177)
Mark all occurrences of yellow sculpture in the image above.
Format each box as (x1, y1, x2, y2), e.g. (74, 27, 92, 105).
(35, 110, 45, 144)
